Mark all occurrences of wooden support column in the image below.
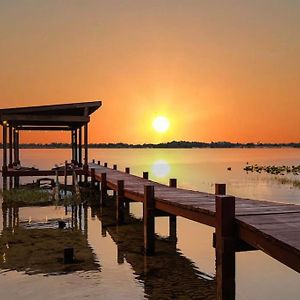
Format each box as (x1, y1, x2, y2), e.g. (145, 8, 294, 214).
(216, 195, 236, 300)
(169, 178, 177, 242)
(74, 128, 78, 164)
(71, 129, 75, 163)
(78, 127, 82, 166)
(84, 123, 88, 166)
(143, 172, 149, 179)
(13, 128, 17, 166)
(144, 185, 155, 255)
(2, 123, 7, 171)
(91, 168, 96, 188)
(8, 125, 13, 168)
(2, 123, 8, 190)
(116, 180, 125, 225)
(100, 173, 107, 206)
(84, 123, 88, 183)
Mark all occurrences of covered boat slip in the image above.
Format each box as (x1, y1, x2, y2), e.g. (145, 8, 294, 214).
(0, 101, 101, 180)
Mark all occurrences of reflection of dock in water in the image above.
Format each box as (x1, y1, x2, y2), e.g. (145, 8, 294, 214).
(92, 203, 216, 300)
(0, 204, 100, 275)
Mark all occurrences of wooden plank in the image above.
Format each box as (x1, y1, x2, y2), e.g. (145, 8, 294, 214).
(1, 114, 90, 124)
(237, 214, 300, 273)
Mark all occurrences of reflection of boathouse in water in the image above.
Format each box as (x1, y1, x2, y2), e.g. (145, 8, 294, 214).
(0, 200, 216, 299)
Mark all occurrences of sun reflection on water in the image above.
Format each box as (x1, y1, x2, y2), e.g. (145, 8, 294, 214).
(151, 159, 171, 178)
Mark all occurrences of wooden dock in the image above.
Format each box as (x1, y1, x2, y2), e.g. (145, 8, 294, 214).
(87, 162, 300, 299)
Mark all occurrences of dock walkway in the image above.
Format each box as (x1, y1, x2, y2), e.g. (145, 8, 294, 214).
(89, 162, 300, 275)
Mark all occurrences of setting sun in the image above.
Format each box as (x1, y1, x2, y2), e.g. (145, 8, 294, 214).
(152, 116, 170, 133)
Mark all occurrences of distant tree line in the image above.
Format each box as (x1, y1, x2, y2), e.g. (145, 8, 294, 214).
(0, 141, 299, 149)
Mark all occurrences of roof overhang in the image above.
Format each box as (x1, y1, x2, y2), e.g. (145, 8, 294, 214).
(0, 100, 101, 129)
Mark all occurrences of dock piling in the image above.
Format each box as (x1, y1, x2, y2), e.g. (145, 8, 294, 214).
(100, 173, 107, 206)
(144, 185, 155, 255)
(169, 178, 177, 242)
(216, 195, 236, 300)
(116, 180, 125, 225)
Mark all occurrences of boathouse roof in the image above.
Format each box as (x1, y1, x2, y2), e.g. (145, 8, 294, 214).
(0, 100, 101, 128)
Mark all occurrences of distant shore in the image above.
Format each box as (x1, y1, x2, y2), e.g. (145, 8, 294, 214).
(1, 141, 299, 149)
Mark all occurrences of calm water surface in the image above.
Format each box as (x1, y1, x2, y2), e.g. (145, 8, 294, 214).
(0, 148, 299, 299)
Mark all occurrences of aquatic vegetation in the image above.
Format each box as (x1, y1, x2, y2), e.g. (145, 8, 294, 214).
(0, 188, 52, 206)
(243, 164, 300, 175)
(273, 177, 300, 189)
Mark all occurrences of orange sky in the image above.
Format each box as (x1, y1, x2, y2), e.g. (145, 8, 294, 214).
(0, 1, 299, 143)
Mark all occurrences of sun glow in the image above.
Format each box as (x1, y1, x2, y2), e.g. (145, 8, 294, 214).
(152, 116, 170, 133)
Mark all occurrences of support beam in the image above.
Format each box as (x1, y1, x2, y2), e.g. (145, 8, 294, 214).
(216, 195, 236, 300)
(8, 126, 13, 168)
(116, 180, 125, 225)
(84, 123, 88, 166)
(144, 185, 155, 255)
(78, 127, 82, 166)
(74, 128, 78, 164)
(2, 123, 7, 172)
(1, 114, 90, 125)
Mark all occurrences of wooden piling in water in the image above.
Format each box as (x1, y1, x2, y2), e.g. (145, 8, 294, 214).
(144, 185, 155, 255)
(100, 173, 107, 206)
(216, 195, 236, 300)
(116, 180, 125, 225)
(91, 168, 96, 188)
(169, 178, 177, 241)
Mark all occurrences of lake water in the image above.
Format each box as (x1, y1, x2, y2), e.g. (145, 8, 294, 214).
(0, 148, 300, 299)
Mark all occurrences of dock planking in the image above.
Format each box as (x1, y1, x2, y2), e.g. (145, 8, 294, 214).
(89, 162, 300, 274)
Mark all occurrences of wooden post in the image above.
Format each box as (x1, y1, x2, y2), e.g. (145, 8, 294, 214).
(8, 125, 13, 168)
(144, 185, 155, 255)
(91, 168, 96, 188)
(13, 128, 17, 166)
(125, 167, 130, 174)
(216, 195, 236, 300)
(2, 122, 7, 172)
(84, 123, 88, 166)
(104, 162, 108, 167)
(143, 172, 149, 179)
(169, 178, 177, 241)
(78, 127, 82, 167)
(97, 160, 100, 165)
(113, 164, 117, 170)
(116, 180, 125, 225)
(71, 129, 75, 163)
(92, 159, 95, 163)
(100, 173, 107, 206)
(16, 129, 20, 165)
(64, 160, 68, 194)
(74, 128, 78, 164)
(215, 183, 226, 195)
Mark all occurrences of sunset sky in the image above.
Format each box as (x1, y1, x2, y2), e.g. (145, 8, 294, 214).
(0, 1, 299, 143)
